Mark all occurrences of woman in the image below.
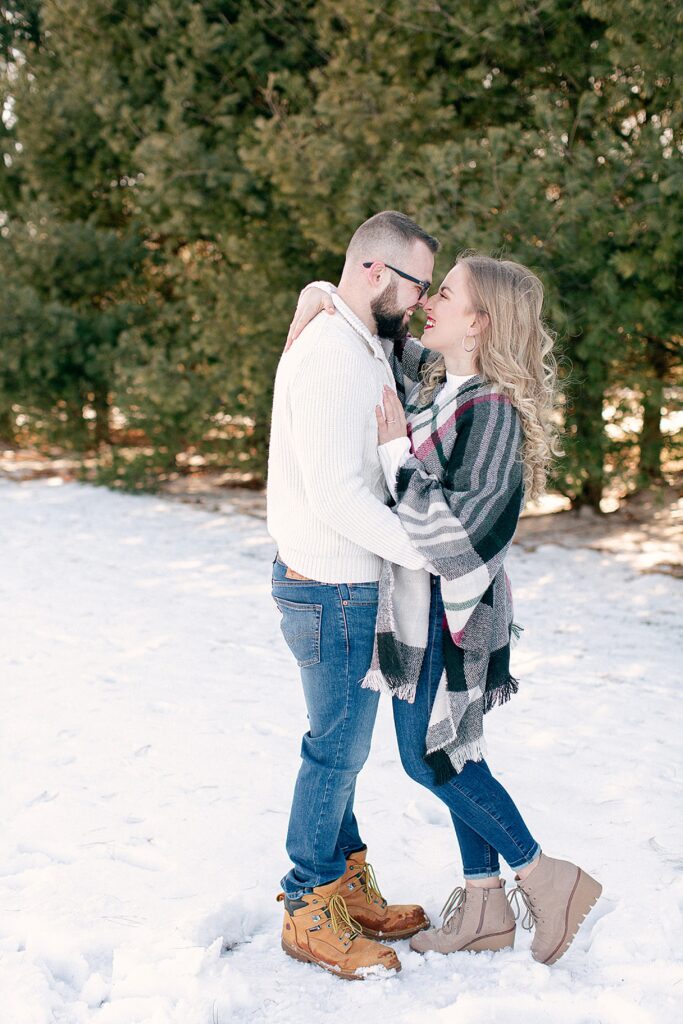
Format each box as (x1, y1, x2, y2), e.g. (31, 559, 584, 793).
(289, 254, 601, 965)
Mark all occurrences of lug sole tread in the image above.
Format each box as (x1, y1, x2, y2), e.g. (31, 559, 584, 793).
(412, 924, 516, 955)
(534, 872, 603, 966)
(281, 938, 401, 981)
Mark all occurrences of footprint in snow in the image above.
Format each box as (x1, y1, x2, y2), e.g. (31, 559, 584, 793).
(194, 895, 272, 954)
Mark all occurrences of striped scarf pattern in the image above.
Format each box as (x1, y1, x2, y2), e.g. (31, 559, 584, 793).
(362, 374, 525, 781)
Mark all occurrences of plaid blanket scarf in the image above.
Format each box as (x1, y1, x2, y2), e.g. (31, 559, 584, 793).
(362, 372, 525, 782)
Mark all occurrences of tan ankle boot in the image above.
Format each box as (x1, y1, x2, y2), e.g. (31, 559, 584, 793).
(339, 849, 430, 940)
(508, 852, 602, 965)
(278, 878, 401, 981)
(410, 880, 516, 954)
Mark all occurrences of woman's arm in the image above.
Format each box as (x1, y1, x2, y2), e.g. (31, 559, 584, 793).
(374, 387, 411, 501)
(285, 282, 336, 350)
(285, 281, 440, 399)
(378, 437, 411, 502)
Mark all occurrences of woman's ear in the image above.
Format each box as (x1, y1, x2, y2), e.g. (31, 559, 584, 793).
(470, 311, 490, 337)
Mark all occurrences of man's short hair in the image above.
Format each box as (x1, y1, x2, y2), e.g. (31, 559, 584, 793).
(346, 211, 440, 265)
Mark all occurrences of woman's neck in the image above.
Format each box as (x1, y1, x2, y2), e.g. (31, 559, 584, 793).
(443, 351, 478, 376)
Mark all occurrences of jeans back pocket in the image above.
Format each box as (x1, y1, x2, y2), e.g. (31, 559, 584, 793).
(273, 596, 323, 668)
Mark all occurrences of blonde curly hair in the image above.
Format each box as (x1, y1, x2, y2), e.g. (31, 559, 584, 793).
(418, 253, 562, 502)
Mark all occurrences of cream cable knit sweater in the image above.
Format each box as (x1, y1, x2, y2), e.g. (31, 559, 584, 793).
(266, 291, 427, 583)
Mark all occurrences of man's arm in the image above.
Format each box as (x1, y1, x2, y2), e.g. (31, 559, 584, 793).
(289, 340, 427, 570)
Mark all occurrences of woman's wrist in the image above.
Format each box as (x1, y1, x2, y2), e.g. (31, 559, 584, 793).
(378, 436, 410, 452)
(301, 280, 337, 296)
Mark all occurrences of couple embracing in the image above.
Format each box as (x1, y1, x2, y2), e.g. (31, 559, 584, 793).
(266, 211, 601, 981)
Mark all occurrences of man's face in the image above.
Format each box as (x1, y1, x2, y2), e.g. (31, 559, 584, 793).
(371, 280, 407, 342)
(370, 242, 435, 342)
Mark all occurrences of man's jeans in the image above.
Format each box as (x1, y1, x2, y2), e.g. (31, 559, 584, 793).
(393, 574, 541, 879)
(271, 554, 380, 898)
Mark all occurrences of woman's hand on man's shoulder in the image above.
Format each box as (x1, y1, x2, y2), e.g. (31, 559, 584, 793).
(285, 286, 335, 351)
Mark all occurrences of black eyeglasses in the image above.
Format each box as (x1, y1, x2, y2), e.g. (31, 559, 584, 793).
(362, 261, 431, 300)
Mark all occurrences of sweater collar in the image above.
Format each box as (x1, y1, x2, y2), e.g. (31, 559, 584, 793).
(331, 292, 387, 362)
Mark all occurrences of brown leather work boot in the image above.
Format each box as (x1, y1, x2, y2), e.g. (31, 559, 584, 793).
(410, 880, 516, 954)
(508, 852, 602, 965)
(278, 878, 401, 980)
(339, 849, 430, 940)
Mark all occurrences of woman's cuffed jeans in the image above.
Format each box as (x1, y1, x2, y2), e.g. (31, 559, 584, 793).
(271, 555, 380, 899)
(392, 574, 541, 879)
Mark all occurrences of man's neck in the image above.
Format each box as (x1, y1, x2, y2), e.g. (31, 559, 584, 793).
(336, 283, 377, 336)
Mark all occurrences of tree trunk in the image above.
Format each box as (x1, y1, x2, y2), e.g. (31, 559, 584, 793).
(638, 337, 669, 485)
(93, 386, 111, 447)
(576, 474, 604, 511)
(569, 371, 606, 512)
(0, 406, 15, 444)
(639, 380, 664, 483)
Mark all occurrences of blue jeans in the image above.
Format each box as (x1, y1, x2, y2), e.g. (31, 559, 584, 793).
(393, 574, 541, 879)
(271, 555, 380, 898)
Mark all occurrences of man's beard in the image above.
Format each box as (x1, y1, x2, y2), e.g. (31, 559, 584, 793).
(371, 281, 410, 343)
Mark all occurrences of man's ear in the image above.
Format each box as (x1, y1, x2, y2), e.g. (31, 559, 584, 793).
(364, 261, 386, 290)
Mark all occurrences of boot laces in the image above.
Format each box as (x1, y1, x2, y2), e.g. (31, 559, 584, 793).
(439, 885, 467, 934)
(507, 886, 536, 931)
(327, 893, 363, 941)
(358, 862, 386, 907)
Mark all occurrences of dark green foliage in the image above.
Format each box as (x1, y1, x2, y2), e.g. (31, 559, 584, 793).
(0, 0, 325, 483)
(1, 1, 680, 504)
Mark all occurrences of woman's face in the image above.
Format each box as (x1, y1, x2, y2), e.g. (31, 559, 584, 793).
(422, 263, 480, 353)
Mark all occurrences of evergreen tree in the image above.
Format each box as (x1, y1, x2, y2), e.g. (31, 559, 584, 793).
(0, 1, 326, 481)
(247, 0, 682, 506)
(1, 1, 679, 501)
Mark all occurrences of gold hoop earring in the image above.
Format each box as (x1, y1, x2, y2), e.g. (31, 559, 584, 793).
(463, 334, 477, 353)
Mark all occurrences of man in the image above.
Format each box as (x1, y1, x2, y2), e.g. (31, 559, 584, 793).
(267, 211, 439, 979)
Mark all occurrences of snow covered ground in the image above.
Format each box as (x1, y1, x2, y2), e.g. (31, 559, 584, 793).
(1, 477, 682, 1024)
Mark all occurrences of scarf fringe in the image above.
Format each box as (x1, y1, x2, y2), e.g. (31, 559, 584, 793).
(361, 668, 417, 703)
(361, 668, 393, 695)
(483, 674, 519, 713)
(424, 736, 488, 784)
(510, 621, 524, 649)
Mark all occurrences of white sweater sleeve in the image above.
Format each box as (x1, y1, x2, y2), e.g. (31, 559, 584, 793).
(289, 345, 427, 570)
(377, 436, 438, 574)
(378, 437, 411, 501)
(303, 280, 337, 296)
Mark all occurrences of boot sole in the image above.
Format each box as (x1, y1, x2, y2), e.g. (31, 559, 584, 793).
(411, 925, 516, 955)
(536, 869, 602, 966)
(281, 938, 401, 981)
(462, 926, 516, 953)
(360, 917, 431, 941)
